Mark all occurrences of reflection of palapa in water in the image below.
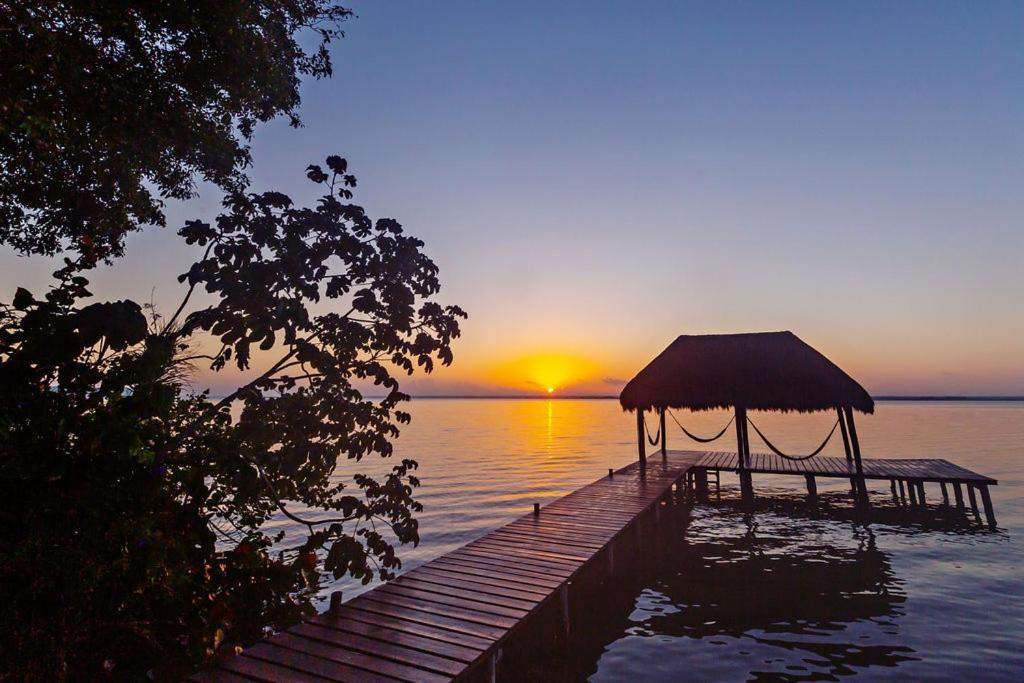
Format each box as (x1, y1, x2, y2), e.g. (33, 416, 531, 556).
(636, 518, 919, 676)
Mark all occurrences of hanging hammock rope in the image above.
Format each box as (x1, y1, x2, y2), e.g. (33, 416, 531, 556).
(746, 416, 839, 461)
(667, 410, 735, 443)
(642, 414, 661, 446)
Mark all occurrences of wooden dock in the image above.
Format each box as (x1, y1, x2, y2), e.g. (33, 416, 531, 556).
(196, 451, 704, 682)
(691, 451, 998, 527)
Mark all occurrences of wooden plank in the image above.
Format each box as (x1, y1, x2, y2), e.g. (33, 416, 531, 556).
(549, 496, 647, 511)
(412, 566, 551, 599)
(359, 589, 518, 631)
(313, 610, 492, 655)
(531, 509, 629, 528)
(483, 528, 606, 553)
(390, 576, 540, 612)
(490, 521, 614, 544)
(428, 556, 566, 588)
(466, 539, 587, 565)
(308, 616, 482, 664)
(450, 548, 577, 578)
(346, 595, 505, 641)
(375, 584, 530, 622)
(509, 513, 623, 532)
(289, 622, 465, 677)
(220, 649, 340, 682)
(704, 450, 996, 486)
(266, 632, 445, 682)
(190, 669, 255, 682)
(486, 527, 607, 551)
(430, 554, 572, 582)
(503, 519, 617, 542)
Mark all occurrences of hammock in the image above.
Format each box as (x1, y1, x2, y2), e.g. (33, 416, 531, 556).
(642, 414, 661, 446)
(746, 416, 839, 461)
(668, 410, 735, 443)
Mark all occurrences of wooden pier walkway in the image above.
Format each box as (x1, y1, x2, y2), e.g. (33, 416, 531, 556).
(691, 451, 998, 527)
(196, 451, 704, 682)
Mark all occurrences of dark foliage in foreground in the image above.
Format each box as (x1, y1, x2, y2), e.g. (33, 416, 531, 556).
(0, 1, 352, 259)
(0, 159, 466, 679)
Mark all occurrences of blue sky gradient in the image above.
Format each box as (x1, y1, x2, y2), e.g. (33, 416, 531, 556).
(3, 1, 1022, 394)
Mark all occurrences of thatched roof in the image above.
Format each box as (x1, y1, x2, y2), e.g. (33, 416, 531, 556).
(619, 331, 874, 414)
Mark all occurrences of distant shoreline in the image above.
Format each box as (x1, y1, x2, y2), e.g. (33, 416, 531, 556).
(398, 395, 1024, 401)
(208, 393, 1024, 402)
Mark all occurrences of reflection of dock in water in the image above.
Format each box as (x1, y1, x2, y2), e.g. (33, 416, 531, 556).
(601, 508, 919, 680)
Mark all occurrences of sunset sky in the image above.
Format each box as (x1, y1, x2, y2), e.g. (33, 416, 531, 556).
(2, 1, 1022, 396)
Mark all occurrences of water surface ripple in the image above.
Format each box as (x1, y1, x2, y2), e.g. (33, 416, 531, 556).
(280, 399, 1023, 681)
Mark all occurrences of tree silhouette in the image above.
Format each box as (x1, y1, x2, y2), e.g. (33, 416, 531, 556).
(0, 1, 352, 260)
(0, 157, 465, 678)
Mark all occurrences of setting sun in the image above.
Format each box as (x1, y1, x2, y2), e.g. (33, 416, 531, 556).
(484, 352, 603, 395)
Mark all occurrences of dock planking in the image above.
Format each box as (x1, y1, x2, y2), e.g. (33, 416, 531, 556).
(692, 451, 998, 528)
(195, 451, 705, 682)
(694, 451, 997, 484)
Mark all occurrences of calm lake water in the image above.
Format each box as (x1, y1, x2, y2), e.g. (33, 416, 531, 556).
(277, 399, 1024, 681)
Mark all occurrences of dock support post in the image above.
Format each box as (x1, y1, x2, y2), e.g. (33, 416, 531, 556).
(917, 482, 926, 504)
(739, 471, 753, 501)
(979, 485, 997, 530)
(559, 584, 570, 637)
(636, 410, 646, 472)
(694, 468, 709, 502)
(908, 482, 918, 506)
(488, 646, 503, 683)
(660, 407, 667, 461)
(940, 482, 950, 506)
(967, 484, 980, 519)
(898, 480, 907, 504)
(890, 479, 899, 504)
(328, 591, 343, 618)
(953, 482, 965, 509)
(805, 474, 817, 502)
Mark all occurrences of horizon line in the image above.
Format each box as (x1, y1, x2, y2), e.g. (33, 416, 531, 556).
(385, 394, 1024, 401)
(203, 393, 1024, 401)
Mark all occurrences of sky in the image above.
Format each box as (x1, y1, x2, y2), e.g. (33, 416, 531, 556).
(3, 1, 1023, 396)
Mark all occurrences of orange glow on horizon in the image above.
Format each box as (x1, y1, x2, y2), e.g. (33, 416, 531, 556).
(485, 352, 603, 395)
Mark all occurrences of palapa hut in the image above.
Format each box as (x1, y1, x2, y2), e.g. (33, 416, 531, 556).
(619, 331, 874, 500)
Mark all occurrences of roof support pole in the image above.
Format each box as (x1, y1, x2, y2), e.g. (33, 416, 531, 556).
(837, 407, 852, 462)
(736, 406, 753, 502)
(844, 406, 868, 504)
(636, 409, 646, 472)
(843, 407, 863, 473)
(734, 407, 746, 469)
(660, 407, 667, 460)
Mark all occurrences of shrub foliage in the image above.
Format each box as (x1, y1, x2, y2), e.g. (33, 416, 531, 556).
(0, 158, 466, 679)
